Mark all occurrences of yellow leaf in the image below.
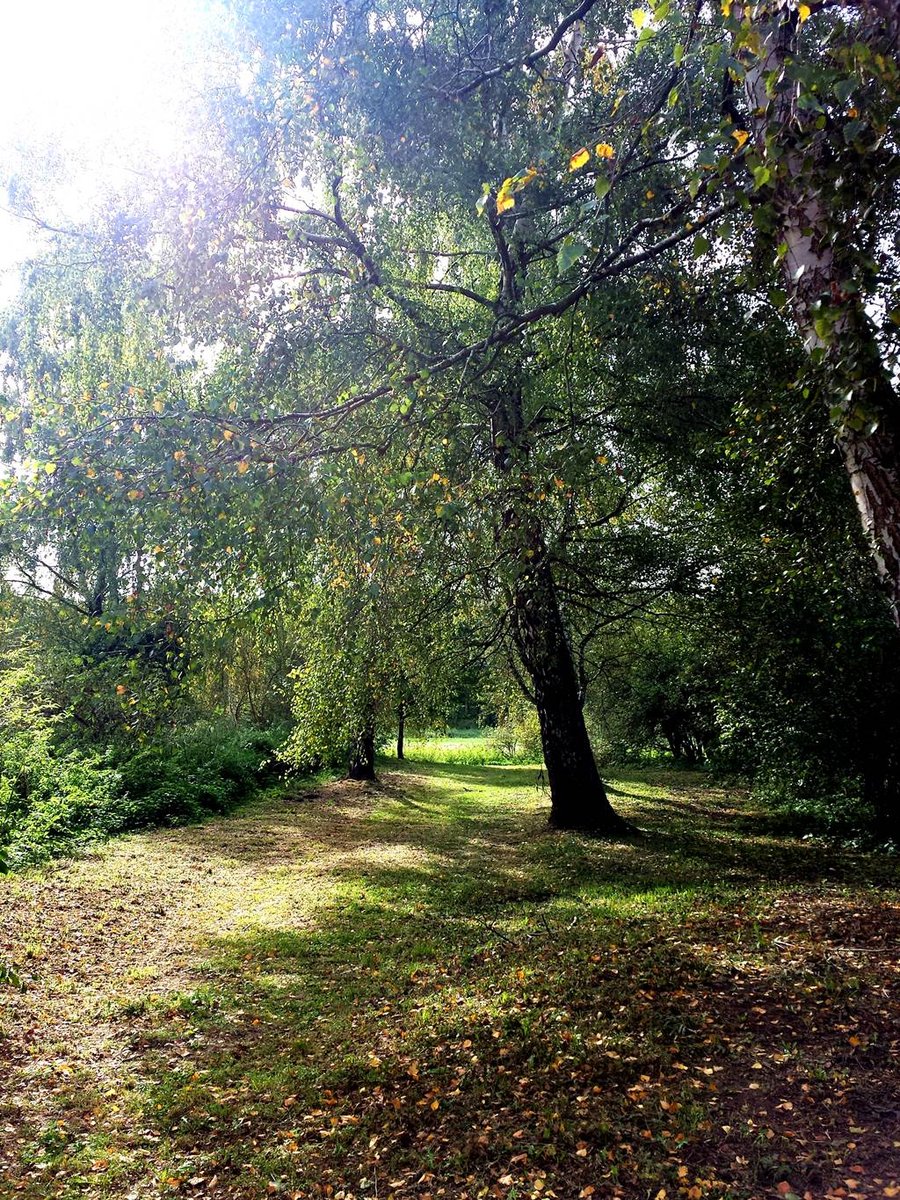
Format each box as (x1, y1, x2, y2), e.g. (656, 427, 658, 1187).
(732, 128, 749, 150)
(797, 2, 811, 21)
(152, 399, 165, 413)
(496, 181, 516, 214)
(127, 489, 142, 501)
(568, 147, 591, 171)
(595, 142, 615, 159)
(173, 450, 185, 461)
(237, 459, 250, 474)
(86, 467, 97, 478)
(116, 685, 127, 695)
(44, 462, 57, 474)
(223, 429, 234, 441)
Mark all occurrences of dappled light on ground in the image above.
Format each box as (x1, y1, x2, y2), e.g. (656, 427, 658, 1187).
(1, 763, 898, 1200)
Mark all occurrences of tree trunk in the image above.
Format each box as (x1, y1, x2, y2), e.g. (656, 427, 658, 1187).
(510, 551, 630, 834)
(396, 700, 405, 760)
(348, 723, 376, 781)
(484, 371, 627, 834)
(739, 2, 900, 628)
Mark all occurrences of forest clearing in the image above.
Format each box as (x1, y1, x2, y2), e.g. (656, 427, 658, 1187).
(2, 759, 898, 1200)
(2, 2, 900, 1198)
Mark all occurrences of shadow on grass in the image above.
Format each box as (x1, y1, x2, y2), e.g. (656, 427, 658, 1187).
(125, 754, 900, 1199)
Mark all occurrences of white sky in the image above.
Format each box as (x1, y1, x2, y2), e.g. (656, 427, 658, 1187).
(0, 0, 226, 299)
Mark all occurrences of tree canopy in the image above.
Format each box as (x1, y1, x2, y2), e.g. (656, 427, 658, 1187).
(0, 0, 898, 840)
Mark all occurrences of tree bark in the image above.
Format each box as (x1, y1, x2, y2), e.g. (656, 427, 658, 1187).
(739, 2, 900, 628)
(480, 196, 627, 833)
(348, 722, 376, 780)
(509, 548, 630, 833)
(396, 700, 405, 760)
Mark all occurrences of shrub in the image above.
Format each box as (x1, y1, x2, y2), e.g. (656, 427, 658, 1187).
(0, 651, 281, 863)
(111, 720, 283, 829)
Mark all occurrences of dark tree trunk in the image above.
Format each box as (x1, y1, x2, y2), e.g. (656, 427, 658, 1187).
(510, 552, 630, 834)
(348, 723, 376, 781)
(480, 201, 628, 832)
(483, 367, 627, 835)
(396, 701, 405, 760)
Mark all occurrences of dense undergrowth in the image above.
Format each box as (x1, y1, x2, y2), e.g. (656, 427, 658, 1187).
(0, 710, 281, 867)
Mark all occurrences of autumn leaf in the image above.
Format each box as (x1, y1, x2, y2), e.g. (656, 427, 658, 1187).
(797, 2, 811, 21)
(595, 142, 615, 159)
(731, 128, 749, 151)
(496, 178, 517, 214)
(568, 147, 590, 171)
(496, 166, 539, 213)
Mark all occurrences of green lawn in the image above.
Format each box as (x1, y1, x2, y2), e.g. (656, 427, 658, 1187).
(1, 760, 898, 1200)
(390, 727, 540, 765)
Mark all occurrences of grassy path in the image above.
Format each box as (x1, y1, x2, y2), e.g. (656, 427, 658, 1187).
(1, 762, 898, 1200)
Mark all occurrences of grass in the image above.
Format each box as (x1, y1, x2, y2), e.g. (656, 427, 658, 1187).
(391, 728, 541, 765)
(1, 760, 898, 1200)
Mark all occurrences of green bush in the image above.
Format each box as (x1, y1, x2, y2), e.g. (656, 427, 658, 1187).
(113, 720, 282, 829)
(1, 744, 126, 865)
(0, 651, 281, 864)
(0, 652, 125, 864)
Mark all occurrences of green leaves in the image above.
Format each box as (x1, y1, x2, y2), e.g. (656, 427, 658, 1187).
(557, 239, 589, 275)
(752, 164, 771, 190)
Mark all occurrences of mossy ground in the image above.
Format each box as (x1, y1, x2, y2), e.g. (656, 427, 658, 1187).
(1, 761, 898, 1200)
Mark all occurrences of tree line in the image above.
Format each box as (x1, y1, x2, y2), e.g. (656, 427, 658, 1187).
(0, 0, 898, 858)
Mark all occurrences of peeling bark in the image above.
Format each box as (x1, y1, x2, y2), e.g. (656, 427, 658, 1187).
(739, 1, 900, 626)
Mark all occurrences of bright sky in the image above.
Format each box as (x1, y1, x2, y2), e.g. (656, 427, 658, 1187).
(0, 0, 225, 298)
